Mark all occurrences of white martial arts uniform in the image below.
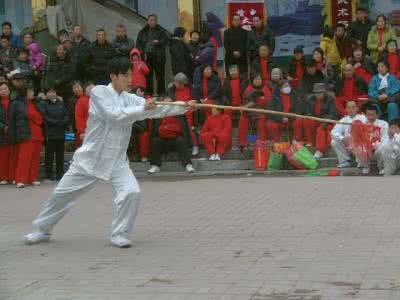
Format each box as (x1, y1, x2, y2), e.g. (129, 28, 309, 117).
(379, 133, 400, 176)
(363, 119, 389, 170)
(30, 84, 188, 239)
(331, 114, 367, 164)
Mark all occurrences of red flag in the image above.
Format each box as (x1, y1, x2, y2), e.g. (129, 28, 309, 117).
(227, 1, 265, 31)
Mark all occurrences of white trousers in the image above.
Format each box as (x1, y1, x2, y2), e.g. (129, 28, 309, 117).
(31, 162, 141, 238)
(383, 157, 400, 176)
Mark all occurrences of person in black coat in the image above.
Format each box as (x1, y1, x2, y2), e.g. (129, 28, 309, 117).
(348, 7, 373, 54)
(44, 44, 75, 107)
(86, 29, 115, 85)
(286, 46, 306, 88)
(169, 27, 192, 78)
(224, 14, 248, 73)
(41, 87, 69, 180)
(111, 24, 135, 59)
(299, 59, 326, 100)
(192, 64, 222, 103)
(247, 14, 275, 60)
(71, 25, 91, 81)
(222, 64, 248, 106)
(136, 15, 169, 95)
(250, 44, 274, 84)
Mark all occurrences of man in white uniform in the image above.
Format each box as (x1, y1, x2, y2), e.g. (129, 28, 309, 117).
(24, 58, 195, 248)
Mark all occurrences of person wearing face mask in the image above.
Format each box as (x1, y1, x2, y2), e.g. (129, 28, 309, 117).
(334, 64, 369, 117)
(266, 81, 304, 143)
(41, 86, 69, 181)
(303, 83, 338, 160)
(368, 60, 400, 122)
(8, 81, 44, 188)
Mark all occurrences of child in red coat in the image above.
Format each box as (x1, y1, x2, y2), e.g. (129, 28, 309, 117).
(386, 40, 400, 79)
(130, 48, 150, 89)
(238, 74, 272, 148)
(74, 82, 95, 147)
(200, 107, 232, 160)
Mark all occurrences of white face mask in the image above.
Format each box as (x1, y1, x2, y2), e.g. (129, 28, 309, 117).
(281, 86, 291, 94)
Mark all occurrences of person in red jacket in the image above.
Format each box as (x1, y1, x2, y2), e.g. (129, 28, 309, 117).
(0, 82, 13, 184)
(200, 107, 232, 160)
(348, 47, 376, 84)
(222, 64, 247, 117)
(385, 40, 400, 79)
(129, 48, 150, 89)
(250, 44, 274, 85)
(74, 82, 95, 147)
(8, 81, 44, 188)
(238, 74, 272, 148)
(334, 64, 369, 116)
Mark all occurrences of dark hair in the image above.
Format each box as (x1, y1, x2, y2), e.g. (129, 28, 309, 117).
(322, 25, 334, 38)
(96, 28, 105, 33)
(148, 14, 157, 19)
(173, 27, 186, 38)
(107, 57, 132, 76)
(364, 103, 379, 113)
(232, 14, 240, 20)
(73, 24, 81, 29)
(336, 23, 346, 30)
(1, 21, 11, 29)
(357, 6, 368, 13)
(1, 34, 9, 41)
(306, 59, 317, 67)
(313, 47, 325, 58)
(386, 39, 398, 49)
(18, 80, 34, 97)
(72, 80, 83, 87)
(45, 85, 57, 93)
(58, 29, 68, 37)
(252, 14, 260, 19)
(251, 73, 263, 82)
(116, 24, 126, 29)
(377, 60, 390, 69)
(376, 14, 387, 23)
(17, 48, 29, 56)
(389, 118, 400, 128)
(23, 32, 33, 38)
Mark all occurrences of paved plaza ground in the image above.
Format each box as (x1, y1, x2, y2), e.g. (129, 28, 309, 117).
(2, 176, 400, 300)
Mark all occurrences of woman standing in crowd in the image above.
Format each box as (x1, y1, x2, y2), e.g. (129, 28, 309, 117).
(0, 82, 13, 184)
(384, 40, 400, 79)
(368, 15, 397, 63)
(8, 81, 44, 188)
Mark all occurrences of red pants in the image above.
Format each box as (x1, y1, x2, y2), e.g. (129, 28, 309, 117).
(266, 119, 304, 142)
(200, 132, 231, 155)
(15, 140, 42, 184)
(238, 114, 267, 146)
(302, 120, 333, 152)
(137, 131, 150, 158)
(0, 144, 16, 182)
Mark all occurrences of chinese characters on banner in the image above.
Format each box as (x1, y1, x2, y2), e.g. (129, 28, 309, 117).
(226, 0, 265, 31)
(331, 0, 353, 26)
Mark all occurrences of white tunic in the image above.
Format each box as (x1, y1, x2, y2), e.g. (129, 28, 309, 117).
(331, 114, 367, 141)
(71, 84, 188, 180)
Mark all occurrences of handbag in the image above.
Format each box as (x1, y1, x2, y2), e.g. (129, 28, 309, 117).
(268, 151, 283, 170)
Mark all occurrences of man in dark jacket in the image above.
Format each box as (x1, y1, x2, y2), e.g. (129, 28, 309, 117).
(169, 27, 192, 78)
(71, 25, 91, 81)
(112, 24, 135, 59)
(1, 21, 23, 49)
(247, 15, 275, 61)
(299, 59, 326, 100)
(45, 44, 75, 107)
(0, 35, 16, 74)
(86, 29, 115, 85)
(348, 7, 373, 54)
(136, 15, 169, 95)
(41, 87, 69, 180)
(335, 23, 353, 60)
(224, 14, 248, 73)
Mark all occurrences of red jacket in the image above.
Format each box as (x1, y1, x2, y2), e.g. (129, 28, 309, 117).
(27, 101, 44, 142)
(201, 114, 232, 139)
(130, 48, 150, 88)
(158, 116, 183, 138)
(75, 95, 89, 137)
(243, 85, 272, 107)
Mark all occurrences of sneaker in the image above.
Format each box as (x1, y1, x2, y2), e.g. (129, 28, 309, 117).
(111, 235, 132, 248)
(214, 154, 221, 161)
(379, 169, 385, 176)
(16, 183, 25, 188)
(361, 167, 370, 175)
(209, 154, 216, 161)
(185, 164, 195, 173)
(314, 151, 323, 160)
(0, 180, 8, 185)
(32, 181, 41, 186)
(337, 161, 351, 168)
(141, 157, 148, 162)
(147, 165, 160, 174)
(23, 231, 50, 245)
(192, 146, 199, 156)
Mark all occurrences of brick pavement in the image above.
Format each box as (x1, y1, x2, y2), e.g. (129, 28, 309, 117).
(1, 176, 400, 300)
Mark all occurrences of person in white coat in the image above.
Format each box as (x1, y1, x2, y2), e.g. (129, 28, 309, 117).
(358, 104, 388, 175)
(331, 100, 367, 168)
(24, 58, 196, 248)
(379, 118, 400, 176)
